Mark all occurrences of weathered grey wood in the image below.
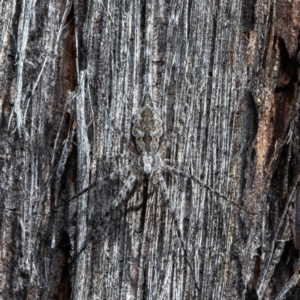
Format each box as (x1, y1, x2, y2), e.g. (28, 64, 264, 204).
(0, 0, 300, 299)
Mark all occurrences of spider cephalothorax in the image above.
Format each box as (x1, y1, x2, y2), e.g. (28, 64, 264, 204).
(135, 153, 161, 177)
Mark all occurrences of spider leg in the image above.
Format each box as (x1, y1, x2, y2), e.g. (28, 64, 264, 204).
(163, 164, 257, 215)
(155, 171, 201, 292)
(111, 172, 138, 209)
(54, 164, 131, 209)
(69, 231, 94, 264)
(69, 171, 139, 263)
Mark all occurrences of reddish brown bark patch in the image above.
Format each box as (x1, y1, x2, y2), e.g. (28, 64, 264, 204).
(276, 0, 300, 58)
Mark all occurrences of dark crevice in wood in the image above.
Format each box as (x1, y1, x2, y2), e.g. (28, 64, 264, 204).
(264, 37, 297, 167)
(57, 230, 71, 300)
(187, 0, 193, 40)
(53, 120, 77, 211)
(60, 3, 76, 93)
(246, 287, 258, 300)
(239, 90, 258, 220)
(267, 144, 289, 221)
(276, 37, 297, 90)
(285, 287, 300, 300)
(65, 3, 74, 25)
(139, 179, 149, 298)
(141, 179, 149, 232)
(261, 4, 274, 71)
(74, 0, 87, 71)
(241, 0, 256, 31)
(272, 241, 299, 298)
(252, 247, 261, 288)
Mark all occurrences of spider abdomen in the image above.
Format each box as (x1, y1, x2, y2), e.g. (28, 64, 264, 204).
(131, 104, 164, 155)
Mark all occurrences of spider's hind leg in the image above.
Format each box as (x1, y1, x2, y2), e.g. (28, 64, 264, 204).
(154, 171, 201, 291)
(69, 170, 139, 264)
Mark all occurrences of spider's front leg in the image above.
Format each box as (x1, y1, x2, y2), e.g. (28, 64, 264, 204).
(54, 164, 132, 210)
(111, 171, 139, 209)
(163, 163, 257, 215)
(152, 170, 201, 291)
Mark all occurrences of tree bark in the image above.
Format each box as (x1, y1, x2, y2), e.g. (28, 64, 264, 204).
(0, 0, 300, 299)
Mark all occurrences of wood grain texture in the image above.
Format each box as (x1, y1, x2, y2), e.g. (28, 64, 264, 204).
(0, 0, 300, 299)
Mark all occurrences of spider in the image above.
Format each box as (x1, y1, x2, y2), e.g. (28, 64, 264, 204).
(55, 93, 256, 290)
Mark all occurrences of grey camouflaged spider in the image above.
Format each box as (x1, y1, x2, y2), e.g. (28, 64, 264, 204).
(55, 93, 256, 289)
